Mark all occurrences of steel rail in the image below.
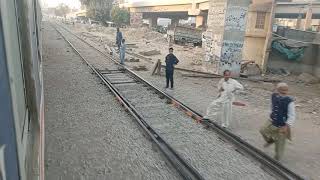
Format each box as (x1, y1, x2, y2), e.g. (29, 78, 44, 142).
(54, 23, 305, 180)
(52, 24, 205, 180)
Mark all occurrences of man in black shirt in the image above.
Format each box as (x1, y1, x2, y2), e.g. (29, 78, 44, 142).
(165, 48, 179, 89)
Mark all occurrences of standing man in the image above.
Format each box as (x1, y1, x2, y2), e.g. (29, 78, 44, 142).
(119, 39, 126, 65)
(165, 47, 179, 89)
(203, 70, 244, 128)
(168, 35, 173, 48)
(116, 27, 123, 51)
(260, 83, 295, 161)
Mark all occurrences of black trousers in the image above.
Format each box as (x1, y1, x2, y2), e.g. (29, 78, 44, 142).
(166, 70, 174, 88)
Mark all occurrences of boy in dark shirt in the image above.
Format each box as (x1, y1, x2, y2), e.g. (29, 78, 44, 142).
(165, 47, 179, 89)
(116, 28, 123, 51)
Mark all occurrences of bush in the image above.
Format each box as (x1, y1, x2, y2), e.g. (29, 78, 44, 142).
(111, 7, 130, 26)
(54, 3, 70, 18)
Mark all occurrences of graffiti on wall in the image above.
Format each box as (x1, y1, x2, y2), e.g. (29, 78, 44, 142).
(205, 1, 225, 64)
(224, 6, 248, 31)
(212, 34, 223, 57)
(221, 40, 244, 62)
(208, 2, 226, 28)
(203, 0, 250, 75)
(203, 31, 220, 74)
(219, 40, 244, 75)
(203, 31, 212, 62)
(203, 33, 224, 59)
(218, 61, 242, 75)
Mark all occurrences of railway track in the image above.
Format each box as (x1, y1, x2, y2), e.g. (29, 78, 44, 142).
(52, 22, 304, 180)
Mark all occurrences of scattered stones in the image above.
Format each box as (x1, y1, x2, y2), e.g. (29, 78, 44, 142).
(118, 81, 275, 180)
(126, 44, 139, 48)
(261, 82, 275, 91)
(241, 62, 261, 76)
(297, 73, 319, 84)
(267, 68, 290, 76)
(44, 23, 180, 180)
(128, 58, 140, 62)
(132, 65, 148, 71)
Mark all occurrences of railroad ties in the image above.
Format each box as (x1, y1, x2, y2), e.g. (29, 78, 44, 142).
(52, 22, 305, 180)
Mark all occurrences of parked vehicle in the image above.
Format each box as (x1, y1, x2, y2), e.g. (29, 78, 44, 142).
(167, 25, 204, 46)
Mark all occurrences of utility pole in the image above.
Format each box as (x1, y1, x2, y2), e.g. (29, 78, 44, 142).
(304, 0, 313, 30)
(261, 0, 276, 74)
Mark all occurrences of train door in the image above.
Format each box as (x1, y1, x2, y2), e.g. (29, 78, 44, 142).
(0, 17, 21, 180)
(0, 0, 31, 179)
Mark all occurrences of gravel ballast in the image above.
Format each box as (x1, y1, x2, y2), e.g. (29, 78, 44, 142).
(53, 23, 277, 180)
(44, 22, 181, 180)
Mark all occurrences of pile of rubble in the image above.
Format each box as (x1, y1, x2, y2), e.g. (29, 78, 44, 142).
(297, 73, 320, 84)
(124, 27, 167, 43)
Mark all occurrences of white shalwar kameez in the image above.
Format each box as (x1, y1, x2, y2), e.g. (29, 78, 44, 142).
(205, 78, 244, 128)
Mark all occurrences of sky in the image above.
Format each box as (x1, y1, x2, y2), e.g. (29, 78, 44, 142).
(41, 0, 81, 8)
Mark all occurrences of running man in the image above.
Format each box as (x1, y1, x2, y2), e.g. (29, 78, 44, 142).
(203, 70, 244, 128)
(260, 82, 295, 160)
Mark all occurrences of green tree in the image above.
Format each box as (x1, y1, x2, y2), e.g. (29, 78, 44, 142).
(79, 0, 113, 22)
(111, 7, 130, 26)
(79, 0, 90, 6)
(54, 3, 71, 18)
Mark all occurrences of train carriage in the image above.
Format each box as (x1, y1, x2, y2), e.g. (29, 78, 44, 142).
(0, 0, 44, 179)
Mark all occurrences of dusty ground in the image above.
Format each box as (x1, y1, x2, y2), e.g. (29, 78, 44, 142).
(43, 22, 182, 180)
(70, 23, 205, 71)
(54, 23, 276, 179)
(65, 22, 320, 179)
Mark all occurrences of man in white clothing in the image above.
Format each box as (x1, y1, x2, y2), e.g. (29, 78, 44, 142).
(203, 70, 244, 128)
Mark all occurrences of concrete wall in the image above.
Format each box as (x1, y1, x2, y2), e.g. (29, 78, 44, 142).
(242, 2, 272, 67)
(203, 0, 250, 76)
(278, 28, 318, 42)
(276, 19, 320, 30)
(268, 43, 320, 78)
(243, 37, 266, 65)
(267, 22, 320, 78)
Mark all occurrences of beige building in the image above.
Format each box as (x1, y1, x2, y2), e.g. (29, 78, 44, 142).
(242, 0, 273, 69)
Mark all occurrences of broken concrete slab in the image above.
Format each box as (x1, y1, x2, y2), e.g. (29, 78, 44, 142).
(104, 44, 112, 52)
(127, 44, 139, 48)
(241, 76, 281, 83)
(139, 49, 161, 56)
(267, 68, 290, 76)
(181, 73, 221, 79)
(241, 63, 262, 76)
(128, 58, 140, 62)
(132, 65, 148, 71)
(297, 73, 319, 84)
(261, 82, 276, 91)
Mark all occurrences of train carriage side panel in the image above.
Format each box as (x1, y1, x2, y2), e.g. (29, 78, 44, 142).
(0, 16, 21, 180)
(0, 0, 43, 179)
